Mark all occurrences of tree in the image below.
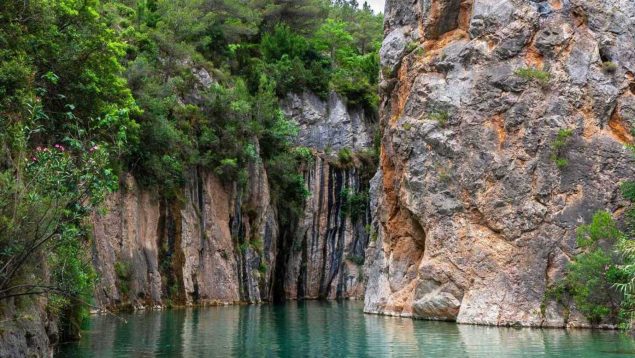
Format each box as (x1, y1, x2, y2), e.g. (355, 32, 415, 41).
(260, 0, 328, 34)
(0, 0, 136, 339)
(313, 19, 354, 64)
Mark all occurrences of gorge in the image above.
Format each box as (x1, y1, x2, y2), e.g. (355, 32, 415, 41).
(2, 0, 635, 356)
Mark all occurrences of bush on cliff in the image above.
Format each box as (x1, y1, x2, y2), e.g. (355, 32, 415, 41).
(548, 209, 635, 326)
(0, 0, 135, 339)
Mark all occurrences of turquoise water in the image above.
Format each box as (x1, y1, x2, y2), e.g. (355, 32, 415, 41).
(58, 301, 635, 357)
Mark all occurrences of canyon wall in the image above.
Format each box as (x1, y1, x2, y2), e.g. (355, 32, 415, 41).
(91, 92, 374, 310)
(364, 0, 635, 327)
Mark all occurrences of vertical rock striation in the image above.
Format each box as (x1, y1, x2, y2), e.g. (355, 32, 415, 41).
(92, 159, 277, 308)
(283, 155, 370, 300)
(365, 0, 635, 327)
(91, 91, 376, 309)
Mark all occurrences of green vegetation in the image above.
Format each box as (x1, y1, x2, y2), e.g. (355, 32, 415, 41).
(0, 0, 382, 341)
(515, 67, 551, 85)
(550, 129, 574, 169)
(406, 41, 419, 54)
(602, 61, 619, 74)
(258, 261, 269, 274)
(546, 211, 628, 324)
(429, 111, 450, 128)
(346, 254, 365, 266)
(548, 159, 635, 327)
(337, 148, 355, 166)
(0, 0, 134, 339)
(340, 187, 369, 221)
(114, 261, 132, 297)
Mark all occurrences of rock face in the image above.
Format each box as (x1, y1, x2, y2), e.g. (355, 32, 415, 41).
(365, 0, 635, 327)
(283, 155, 370, 300)
(92, 164, 276, 308)
(91, 92, 375, 309)
(282, 91, 374, 151)
(0, 298, 56, 357)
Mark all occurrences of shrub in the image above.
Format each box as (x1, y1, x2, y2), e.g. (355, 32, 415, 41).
(553, 157, 569, 169)
(258, 261, 268, 274)
(546, 211, 629, 325)
(330, 66, 378, 111)
(515, 67, 551, 85)
(340, 187, 369, 221)
(293, 146, 314, 163)
(251, 236, 264, 254)
(347, 255, 365, 266)
(550, 128, 574, 169)
(406, 41, 419, 53)
(337, 148, 354, 166)
(381, 65, 393, 78)
(602, 61, 618, 73)
(114, 261, 132, 296)
(429, 111, 450, 127)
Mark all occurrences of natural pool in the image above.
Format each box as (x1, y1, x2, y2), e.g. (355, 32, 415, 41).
(58, 300, 635, 357)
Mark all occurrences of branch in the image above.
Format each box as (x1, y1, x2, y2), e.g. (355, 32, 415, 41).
(0, 285, 127, 323)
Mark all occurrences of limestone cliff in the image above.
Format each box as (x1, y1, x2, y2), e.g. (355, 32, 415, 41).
(91, 92, 374, 309)
(365, 0, 635, 327)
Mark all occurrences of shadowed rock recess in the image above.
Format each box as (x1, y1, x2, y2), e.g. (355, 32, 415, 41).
(364, 0, 635, 327)
(91, 92, 373, 309)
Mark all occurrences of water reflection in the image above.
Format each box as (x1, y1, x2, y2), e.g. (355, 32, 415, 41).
(58, 301, 635, 357)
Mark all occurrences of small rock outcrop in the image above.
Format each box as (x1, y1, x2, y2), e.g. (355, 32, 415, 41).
(0, 299, 56, 357)
(365, 0, 635, 327)
(281, 91, 375, 151)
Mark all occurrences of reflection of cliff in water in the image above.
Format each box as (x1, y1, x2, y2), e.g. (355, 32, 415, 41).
(59, 302, 635, 357)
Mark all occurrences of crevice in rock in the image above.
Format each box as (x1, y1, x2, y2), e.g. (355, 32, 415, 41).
(318, 166, 338, 298)
(156, 197, 186, 305)
(271, 217, 297, 303)
(627, 72, 635, 95)
(425, 0, 464, 40)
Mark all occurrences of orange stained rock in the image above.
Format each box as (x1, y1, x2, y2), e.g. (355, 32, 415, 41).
(548, 0, 563, 10)
(380, 149, 397, 213)
(525, 46, 544, 69)
(390, 57, 415, 124)
(608, 109, 634, 144)
(427, 0, 442, 39)
(384, 279, 418, 315)
(487, 38, 498, 50)
(491, 114, 506, 149)
(459, 0, 474, 31)
(580, 96, 600, 139)
(424, 29, 469, 56)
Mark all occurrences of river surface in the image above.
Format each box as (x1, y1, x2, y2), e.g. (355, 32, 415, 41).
(58, 300, 635, 357)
